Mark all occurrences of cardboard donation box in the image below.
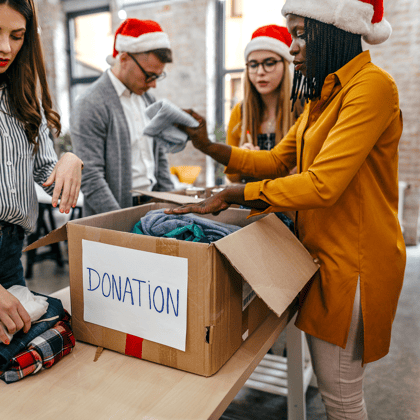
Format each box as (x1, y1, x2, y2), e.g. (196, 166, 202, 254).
(25, 193, 318, 377)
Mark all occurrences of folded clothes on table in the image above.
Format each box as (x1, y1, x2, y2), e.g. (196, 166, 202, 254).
(0, 293, 65, 371)
(1, 286, 49, 342)
(143, 99, 199, 153)
(0, 311, 75, 383)
(132, 209, 241, 243)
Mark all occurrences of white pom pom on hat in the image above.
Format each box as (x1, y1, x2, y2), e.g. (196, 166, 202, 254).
(106, 18, 171, 65)
(281, 0, 392, 45)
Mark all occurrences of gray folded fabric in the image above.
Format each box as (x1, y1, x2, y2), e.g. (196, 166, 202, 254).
(133, 209, 241, 243)
(143, 99, 199, 153)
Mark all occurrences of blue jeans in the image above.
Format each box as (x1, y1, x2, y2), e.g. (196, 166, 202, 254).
(0, 222, 26, 290)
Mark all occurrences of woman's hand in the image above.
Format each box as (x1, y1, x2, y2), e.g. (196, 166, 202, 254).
(165, 185, 270, 216)
(178, 109, 232, 166)
(164, 192, 231, 216)
(43, 152, 83, 214)
(240, 143, 260, 151)
(0, 285, 31, 344)
(179, 109, 213, 153)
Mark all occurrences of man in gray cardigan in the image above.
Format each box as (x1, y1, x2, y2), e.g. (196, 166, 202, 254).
(70, 19, 174, 217)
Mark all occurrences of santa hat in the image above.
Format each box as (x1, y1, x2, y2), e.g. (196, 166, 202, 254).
(281, 0, 391, 45)
(106, 19, 171, 65)
(244, 25, 293, 63)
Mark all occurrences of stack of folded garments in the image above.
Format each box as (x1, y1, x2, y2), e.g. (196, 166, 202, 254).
(0, 286, 75, 383)
(132, 208, 241, 243)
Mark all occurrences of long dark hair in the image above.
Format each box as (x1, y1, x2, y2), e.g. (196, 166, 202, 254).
(1, 0, 61, 152)
(291, 17, 363, 109)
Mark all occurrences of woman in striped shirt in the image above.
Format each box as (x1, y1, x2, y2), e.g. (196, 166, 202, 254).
(0, 0, 83, 345)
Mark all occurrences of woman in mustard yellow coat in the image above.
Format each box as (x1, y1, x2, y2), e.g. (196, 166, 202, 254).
(167, 0, 405, 418)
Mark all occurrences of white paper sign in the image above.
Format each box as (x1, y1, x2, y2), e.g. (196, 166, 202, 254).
(82, 240, 188, 351)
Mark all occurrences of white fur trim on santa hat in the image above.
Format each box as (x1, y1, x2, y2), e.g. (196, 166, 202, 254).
(106, 55, 117, 66)
(116, 31, 171, 54)
(363, 17, 392, 45)
(281, 0, 392, 45)
(244, 36, 294, 62)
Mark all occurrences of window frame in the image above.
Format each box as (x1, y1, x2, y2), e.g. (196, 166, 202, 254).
(66, 5, 111, 107)
(215, 0, 244, 128)
(230, 0, 243, 18)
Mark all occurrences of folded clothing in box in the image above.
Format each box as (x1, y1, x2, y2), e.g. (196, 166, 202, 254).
(132, 208, 241, 243)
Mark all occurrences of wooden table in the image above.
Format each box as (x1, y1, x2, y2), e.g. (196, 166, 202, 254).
(0, 287, 307, 420)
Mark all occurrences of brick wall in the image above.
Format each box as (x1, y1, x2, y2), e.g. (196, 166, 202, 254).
(368, 0, 420, 244)
(36, 0, 70, 133)
(36, 0, 58, 98)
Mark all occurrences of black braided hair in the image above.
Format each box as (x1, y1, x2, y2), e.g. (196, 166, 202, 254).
(291, 17, 363, 110)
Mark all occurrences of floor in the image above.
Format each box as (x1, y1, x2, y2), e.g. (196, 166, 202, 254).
(23, 230, 420, 420)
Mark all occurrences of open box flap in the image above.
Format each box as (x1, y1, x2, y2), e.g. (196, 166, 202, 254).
(132, 190, 203, 205)
(24, 223, 68, 252)
(214, 214, 319, 317)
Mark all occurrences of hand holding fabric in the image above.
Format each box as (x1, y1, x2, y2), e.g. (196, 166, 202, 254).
(177, 110, 213, 152)
(0, 285, 31, 345)
(143, 99, 200, 153)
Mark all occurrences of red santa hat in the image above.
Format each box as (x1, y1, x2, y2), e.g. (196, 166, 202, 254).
(244, 25, 293, 63)
(106, 19, 171, 65)
(281, 0, 391, 45)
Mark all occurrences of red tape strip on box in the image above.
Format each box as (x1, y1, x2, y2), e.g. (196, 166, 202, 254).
(125, 334, 143, 359)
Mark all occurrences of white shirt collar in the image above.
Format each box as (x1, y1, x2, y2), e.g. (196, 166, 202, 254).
(107, 68, 131, 98)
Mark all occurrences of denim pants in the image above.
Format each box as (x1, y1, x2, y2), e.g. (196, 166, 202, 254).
(0, 222, 26, 290)
(306, 279, 368, 420)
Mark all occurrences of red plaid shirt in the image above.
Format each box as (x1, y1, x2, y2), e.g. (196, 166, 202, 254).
(0, 311, 75, 383)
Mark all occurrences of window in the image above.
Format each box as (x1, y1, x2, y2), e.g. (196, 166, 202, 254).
(67, 7, 113, 105)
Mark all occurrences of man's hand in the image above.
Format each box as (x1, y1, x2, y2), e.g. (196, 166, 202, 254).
(0, 285, 31, 344)
(43, 152, 83, 214)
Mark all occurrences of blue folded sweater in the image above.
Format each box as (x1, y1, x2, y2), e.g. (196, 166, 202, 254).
(132, 209, 241, 243)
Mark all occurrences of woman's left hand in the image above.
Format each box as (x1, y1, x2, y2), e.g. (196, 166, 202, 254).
(164, 185, 269, 216)
(164, 193, 231, 216)
(43, 152, 83, 214)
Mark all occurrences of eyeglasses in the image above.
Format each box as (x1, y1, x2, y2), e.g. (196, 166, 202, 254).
(246, 58, 283, 74)
(127, 53, 166, 83)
